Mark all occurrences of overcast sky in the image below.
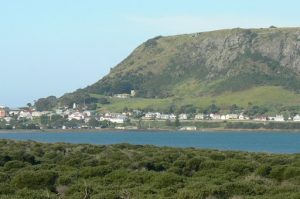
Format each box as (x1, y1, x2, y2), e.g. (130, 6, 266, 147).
(1, 0, 300, 107)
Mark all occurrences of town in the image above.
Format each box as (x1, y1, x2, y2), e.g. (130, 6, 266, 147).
(1, 103, 300, 131)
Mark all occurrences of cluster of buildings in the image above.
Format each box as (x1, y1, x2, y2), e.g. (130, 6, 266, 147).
(0, 104, 130, 127)
(1, 103, 300, 130)
(142, 112, 300, 122)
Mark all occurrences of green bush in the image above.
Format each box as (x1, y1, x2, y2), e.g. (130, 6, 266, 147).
(79, 166, 112, 178)
(4, 160, 27, 171)
(283, 167, 300, 180)
(1, 140, 300, 198)
(0, 154, 12, 166)
(256, 165, 272, 177)
(152, 172, 184, 189)
(0, 183, 14, 195)
(269, 166, 286, 181)
(12, 170, 58, 190)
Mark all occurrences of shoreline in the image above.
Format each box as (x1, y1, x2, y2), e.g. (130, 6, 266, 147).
(0, 127, 300, 133)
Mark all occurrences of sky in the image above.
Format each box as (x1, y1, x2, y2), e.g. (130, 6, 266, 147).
(1, 0, 300, 107)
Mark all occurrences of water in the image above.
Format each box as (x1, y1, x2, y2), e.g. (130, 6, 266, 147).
(0, 131, 299, 153)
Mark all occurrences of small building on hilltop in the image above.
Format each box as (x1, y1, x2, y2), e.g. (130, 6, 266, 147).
(113, 94, 130, 99)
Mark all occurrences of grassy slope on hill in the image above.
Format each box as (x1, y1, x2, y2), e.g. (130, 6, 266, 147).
(0, 140, 300, 198)
(96, 86, 300, 113)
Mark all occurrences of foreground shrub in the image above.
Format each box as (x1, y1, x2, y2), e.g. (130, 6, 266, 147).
(12, 170, 58, 190)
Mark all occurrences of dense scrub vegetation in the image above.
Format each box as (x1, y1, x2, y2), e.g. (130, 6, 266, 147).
(0, 140, 300, 198)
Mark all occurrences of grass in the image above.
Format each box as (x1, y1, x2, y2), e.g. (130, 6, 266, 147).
(95, 86, 300, 113)
(98, 97, 173, 112)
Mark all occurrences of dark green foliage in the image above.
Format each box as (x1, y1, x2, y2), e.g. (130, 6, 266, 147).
(79, 166, 112, 178)
(0, 154, 12, 166)
(4, 160, 27, 171)
(98, 97, 110, 104)
(152, 172, 183, 189)
(59, 90, 103, 107)
(40, 114, 67, 129)
(256, 165, 272, 177)
(265, 122, 300, 129)
(195, 122, 224, 129)
(269, 166, 286, 181)
(0, 140, 300, 198)
(87, 118, 100, 128)
(87, 103, 97, 110)
(179, 104, 197, 114)
(226, 121, 300, 130)
(204, 104, 220, 114)
(12, 170, 58, 190)
(111, 80, 133, 94)
(230, 104, 242, 114)
(35, 96, 57, 111)
(175, 114, 180, 127)
(245, 105, 269, 117)
(226, 122, 264, 129)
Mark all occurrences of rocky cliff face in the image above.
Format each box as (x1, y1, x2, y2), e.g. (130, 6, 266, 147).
(74, 28, 300, 98)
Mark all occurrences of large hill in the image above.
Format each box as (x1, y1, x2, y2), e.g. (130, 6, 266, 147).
(49, 27, 300, 112)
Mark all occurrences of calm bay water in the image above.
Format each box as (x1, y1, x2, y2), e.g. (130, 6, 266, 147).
(0, 131, 300, 153)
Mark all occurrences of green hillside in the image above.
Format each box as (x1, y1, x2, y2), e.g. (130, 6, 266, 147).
(54, 27, 300, 112)
(96, 86, 300, 113)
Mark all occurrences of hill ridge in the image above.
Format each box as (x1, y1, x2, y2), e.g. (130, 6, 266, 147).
(39, 27, 300, 112)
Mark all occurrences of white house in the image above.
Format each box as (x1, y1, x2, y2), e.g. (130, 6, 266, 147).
(225, 114, 239, 120)
(110, 115, 128, 124)
(18, 111, 32, 120)
(113, 94, 130, 99)
(254, 116, 267, 121)
(55, 109, 63, 115)
(122, 112, 133, 116)
(194, 114, 204, 120)
(31, 111, 49, 117)
(63, 109, 74, 116)
(160, 114, 170, 120)
(100, 114, 128, 124)
(179, 114, 188, 120)
(210, 114, 221, 120)
(9, 110, 20, 117)
(293, 115, 300, 122)
(4, 117, 12, 123)
(154, 112, 161, 119)
(68, 112, 85, 121)
(169, 114, 177, 120)
(274, 115, 285, 122)
(238, 114, 250, 120)
(144, 112, 156, 120)
(83, 111, 92, 117)
(130, 90, 136, 97)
